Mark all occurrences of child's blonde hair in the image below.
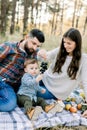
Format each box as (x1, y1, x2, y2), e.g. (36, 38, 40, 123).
(24, 59, 38, 68)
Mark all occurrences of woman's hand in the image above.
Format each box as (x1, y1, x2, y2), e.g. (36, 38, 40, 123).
(82, 110, 87, 118)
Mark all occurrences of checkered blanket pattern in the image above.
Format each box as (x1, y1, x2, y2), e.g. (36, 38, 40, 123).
(0, 103, 87, 130)
(0, 107, 34, 130)
(32, 99, 87, 129)
(33, 108, 87, 129)
(0, 88, 87, 130)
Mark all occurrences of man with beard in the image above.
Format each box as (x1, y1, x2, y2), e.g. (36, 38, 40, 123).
(0, 29, 45, 112)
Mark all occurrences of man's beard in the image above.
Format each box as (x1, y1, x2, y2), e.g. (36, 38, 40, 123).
(24, 43, 35, 56)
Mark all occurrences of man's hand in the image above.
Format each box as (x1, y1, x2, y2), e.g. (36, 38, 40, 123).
(37, 49, 47, 60)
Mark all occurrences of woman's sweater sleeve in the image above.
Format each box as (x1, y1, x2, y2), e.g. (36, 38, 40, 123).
(81, 54, 87, 102)
(46, 47, 59, 62)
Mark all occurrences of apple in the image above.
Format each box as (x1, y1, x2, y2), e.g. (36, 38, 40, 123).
(80, 92, 85, 99)
(65, 104, 72, 110)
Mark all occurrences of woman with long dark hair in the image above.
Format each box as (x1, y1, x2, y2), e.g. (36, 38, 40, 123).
(37, 28, 87, 105)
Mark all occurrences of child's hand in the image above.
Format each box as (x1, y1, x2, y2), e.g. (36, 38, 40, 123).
(36, 74, 43, 83)
(41, 89, 46, 93)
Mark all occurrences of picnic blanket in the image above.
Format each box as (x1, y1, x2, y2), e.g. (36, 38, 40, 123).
(32, 100, 87, 129)
(0, 88, 87, 130)
(0, 107, 34, 130)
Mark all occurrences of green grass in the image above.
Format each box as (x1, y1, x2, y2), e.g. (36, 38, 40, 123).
(36, 126, 87, 130)
(1, 32, 87, 53)
(0, 32, 60, 50)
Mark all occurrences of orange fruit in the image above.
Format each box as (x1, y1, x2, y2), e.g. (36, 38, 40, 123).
(77, 103, 82, 110)
(69, 106, 77, 113)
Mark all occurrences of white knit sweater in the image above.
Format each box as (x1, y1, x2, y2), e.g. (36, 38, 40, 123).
(42, 48, 87, 101)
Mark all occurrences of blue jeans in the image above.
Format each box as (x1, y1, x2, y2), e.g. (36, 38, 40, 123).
(0, 81, 17, 112)
(37, 81, 57, 100)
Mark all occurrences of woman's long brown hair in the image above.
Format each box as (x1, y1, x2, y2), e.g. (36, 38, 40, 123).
(53, 28, 82, 79)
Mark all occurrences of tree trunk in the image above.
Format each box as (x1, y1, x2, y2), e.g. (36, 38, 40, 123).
(10, 0, 17, 34)
(83, 16, 87, 35)
(75, 0, 82, 28)
(23, 0, 29, 34)
(72, 0, 77, 27)
(34, 0, 40, 27)
(0, 0, 9, 35)
(31, 0, 34, 26)
(59, 0, 64, 36)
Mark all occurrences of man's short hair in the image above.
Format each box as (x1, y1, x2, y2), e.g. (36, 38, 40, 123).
(29, 29, 45, 43)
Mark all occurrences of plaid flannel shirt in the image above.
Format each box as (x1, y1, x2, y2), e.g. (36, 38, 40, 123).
(0, 42, 37, 84)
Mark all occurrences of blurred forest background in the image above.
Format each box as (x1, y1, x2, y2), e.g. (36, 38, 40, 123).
(0, 0, 87, 52)
(0, 0, 87, 36)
